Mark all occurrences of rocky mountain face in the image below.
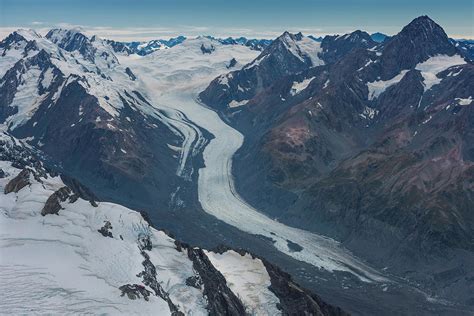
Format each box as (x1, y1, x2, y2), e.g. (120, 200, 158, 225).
(319, 30, 377, 64)
(378, 16, 459, 79)
(0, 28, 184, 213)
(0, 132, 346, 315)
(200, 16, 474, 308)
(200, 31, 326, 110)
(453, 39, 474, 62)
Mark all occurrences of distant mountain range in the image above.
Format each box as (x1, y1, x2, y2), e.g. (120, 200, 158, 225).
(103, 32, 474, 62)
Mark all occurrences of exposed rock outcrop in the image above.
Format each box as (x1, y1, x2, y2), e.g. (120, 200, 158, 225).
(263, 260, 349, 316)
(97, 221, 113, 238)
(41, 186, 74, 216)
(4, 168, 31, 194)
(137, 250, 184, 316)
(183, 243, 246, 316)
(119, 284, 152, 301)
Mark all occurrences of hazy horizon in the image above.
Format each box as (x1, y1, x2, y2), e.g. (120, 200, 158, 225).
(0, 0, 472, 41)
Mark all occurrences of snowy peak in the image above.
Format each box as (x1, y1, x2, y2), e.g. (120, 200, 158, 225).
(0, 30, 42, 59)
(45, 28, 87, 46)
(46, 28, 96, 62)
(199, 30, 344, 110)
(199, 31, 325, 109)
(0, 29, 41, 48)
(263, 31, 324, 68)
(12, 29, 42, 42)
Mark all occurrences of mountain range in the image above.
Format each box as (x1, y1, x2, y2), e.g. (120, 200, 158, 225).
(200, 15, 474, 312)
(0, 15, 473, 315)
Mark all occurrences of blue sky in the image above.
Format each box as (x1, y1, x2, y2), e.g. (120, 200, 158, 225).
(0, 0, 472, 40)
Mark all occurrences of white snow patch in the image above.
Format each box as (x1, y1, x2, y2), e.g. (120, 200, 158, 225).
(205, 250, 280, 315)
(415, 54, 466, 92)
(294, 36, 324, 66)
(244, 54, 268, 69)
(323, 79, 330, 89)
(218, 73, 232, 86)
(367, 70, 409, 100)
(290, 77, 314, 96)
(422, 115, 432, 124)
(228, 99, 248, 108)
(358, 59, 374, 71)
(360, 106, 378, 119)
(40, 68, 54, 90)
(456, 96, 472, 105)
(7, 67, 45, 129)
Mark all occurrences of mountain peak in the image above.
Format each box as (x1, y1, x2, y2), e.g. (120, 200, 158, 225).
(340, 30, 374, 44)
(371, 32, 389, 43)
(380, 16, 458, 77)
(46, 28, 86, 42)
(279, 31, 303, 40)
(13, 29, 42, 42)
(399, 15, 446, 41)
(46, 28, 96, 62)
(319, 30, 376, 63)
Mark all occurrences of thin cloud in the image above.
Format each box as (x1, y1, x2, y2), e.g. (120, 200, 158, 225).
(0, 23, 472, 42)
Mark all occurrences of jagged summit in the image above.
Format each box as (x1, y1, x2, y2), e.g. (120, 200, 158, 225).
(380, 15, 459, 77)
(317, 30, 376, 64)
(265, 31, 323, 66)
(46, 28, 94, 58)
(13, 28, 42, 40)
(46, 28, 89, 44)
(401, 15, 444, 35)
(199, 30, 324, 109)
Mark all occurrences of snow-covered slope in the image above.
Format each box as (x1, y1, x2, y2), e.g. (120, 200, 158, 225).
(0, 132, 344, 315)
(117, 37, 259, 179)
(0, 28, 206, 211)
(199, 31, 325, 109)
